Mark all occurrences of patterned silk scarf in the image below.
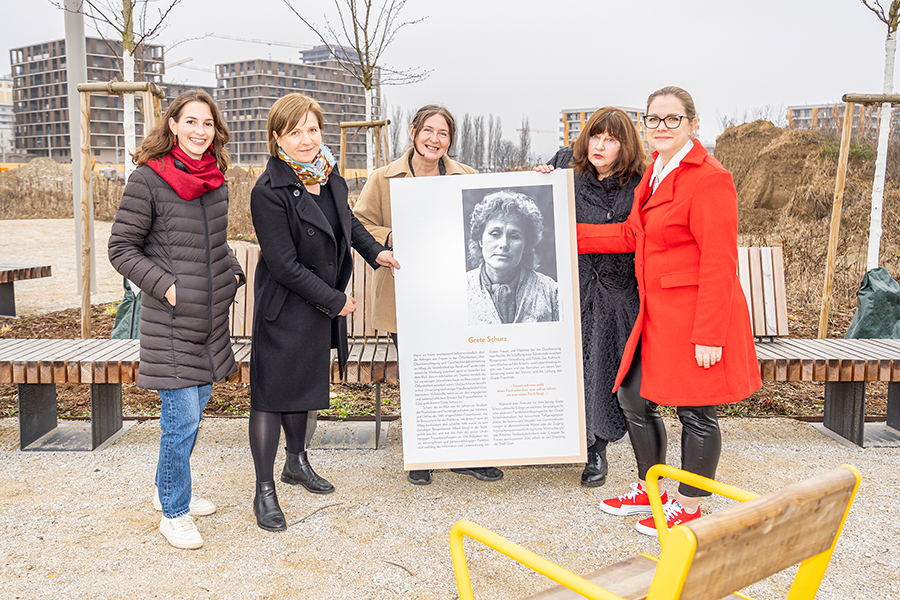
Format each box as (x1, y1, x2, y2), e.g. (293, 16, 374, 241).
(278, 145, 335, 185)
(481, 265, 521, 324)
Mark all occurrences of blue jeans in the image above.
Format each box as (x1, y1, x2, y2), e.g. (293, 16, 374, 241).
(155, 384, 211, 518)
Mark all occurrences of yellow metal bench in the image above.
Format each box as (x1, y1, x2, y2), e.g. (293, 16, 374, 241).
(740, 247, 900, 446)
(450, 464, 860, 600)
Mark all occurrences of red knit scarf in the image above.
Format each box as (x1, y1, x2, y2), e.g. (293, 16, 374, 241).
(147, 145, 224, 201)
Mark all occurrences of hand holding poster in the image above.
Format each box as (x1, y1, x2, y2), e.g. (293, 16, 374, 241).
(390, 170, 586, 470)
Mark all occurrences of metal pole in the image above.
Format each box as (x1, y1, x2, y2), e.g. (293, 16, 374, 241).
(818, 101, 856, 339)
(65, 0, 92, 295)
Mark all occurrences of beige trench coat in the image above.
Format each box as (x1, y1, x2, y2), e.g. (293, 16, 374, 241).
(353, 148, 476, 332)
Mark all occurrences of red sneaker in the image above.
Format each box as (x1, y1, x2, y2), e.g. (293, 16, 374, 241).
(599, 483, 668, 516)
(635, 500, 701, 536)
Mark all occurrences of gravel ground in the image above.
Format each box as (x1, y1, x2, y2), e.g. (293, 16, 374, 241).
(0, 416, 895, 599)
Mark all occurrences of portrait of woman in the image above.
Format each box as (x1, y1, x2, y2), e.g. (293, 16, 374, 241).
(354, 104, 504, 486)
(535, 107, 646, 489)
(248, 93, 398, 531)
(108, 89, 243, 550)
(577, 86, 760, 536)
(465, 189, 560, 325)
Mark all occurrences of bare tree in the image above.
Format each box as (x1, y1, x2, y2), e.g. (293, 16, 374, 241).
(472, 115, 485, 171)
(518, 115, 531, 166)
(718, 104, 788, 131)
(860, 0, 900, 270)
(282, 0, 429, 174)
(488, 114, 502, 171)
(458, 113, 473, 166)
(389, 104, 404, 160)
(496, 139, 518, 171)
(59, 0, 181, 179)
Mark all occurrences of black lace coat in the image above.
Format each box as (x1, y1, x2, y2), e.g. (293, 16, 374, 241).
(548, 148, 641, 447)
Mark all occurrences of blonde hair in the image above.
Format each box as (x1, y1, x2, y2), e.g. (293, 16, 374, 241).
(267, 93, 325, 157)
(646, 86, 698, 138)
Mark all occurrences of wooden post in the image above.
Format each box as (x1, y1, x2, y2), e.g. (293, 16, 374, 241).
(80, 90, 92, 339)
(339, 127, 348, 175)
(382, 123, 391, 163)
(818, 101, 855, 339)
(374, 125, 383, 168)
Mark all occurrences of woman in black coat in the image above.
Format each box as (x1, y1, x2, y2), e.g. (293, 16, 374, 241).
(535, 107, 646, 487)
(249, 93, 399, 531)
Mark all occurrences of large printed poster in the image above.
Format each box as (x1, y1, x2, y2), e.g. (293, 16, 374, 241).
(390, 170, 585, 470)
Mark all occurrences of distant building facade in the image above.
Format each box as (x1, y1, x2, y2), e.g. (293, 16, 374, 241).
(9, 37, 164, 162)
(0, 75, 15, 160)
(216, 49, 377, 167)
(559, 106, 647, 150)
(786, 103, 900, 139)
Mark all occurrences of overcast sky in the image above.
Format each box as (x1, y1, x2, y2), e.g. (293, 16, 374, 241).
(1, 0, 892, 159)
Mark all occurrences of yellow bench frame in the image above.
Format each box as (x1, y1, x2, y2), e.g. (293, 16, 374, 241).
(450, 464, 860, 600)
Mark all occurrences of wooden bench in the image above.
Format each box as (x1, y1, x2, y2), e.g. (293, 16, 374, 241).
(0, 263, 52, 317)
(740, 247, 900, 447)
(229, 245, 396, 445)
(0, 338, 137, 450)
(450, 463, 860, 600)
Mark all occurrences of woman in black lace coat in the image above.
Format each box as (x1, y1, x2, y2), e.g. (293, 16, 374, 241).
(535, 107, 646, 487)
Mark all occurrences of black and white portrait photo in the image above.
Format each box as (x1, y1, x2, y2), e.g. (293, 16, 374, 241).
(462, 185, 560, 325)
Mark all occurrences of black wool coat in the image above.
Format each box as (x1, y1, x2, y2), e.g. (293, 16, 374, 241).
(108, 165, 244, 390)
(249, 157, 385, 412)
(547, 148, 640, 446)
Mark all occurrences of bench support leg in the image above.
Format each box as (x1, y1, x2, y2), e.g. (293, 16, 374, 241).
(375, 383, 382, 450)
(888, 382, 900, 431)
(90, 384, 123, 450)
(0, 281, 16, 317)
(824, 381, 866, 447)
(18, 384, 57, 450)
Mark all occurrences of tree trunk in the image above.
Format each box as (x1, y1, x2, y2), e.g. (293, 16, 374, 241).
(122, 1, 136, 180)
(867, 26, 897, 270)
(365, 87, 374, 174)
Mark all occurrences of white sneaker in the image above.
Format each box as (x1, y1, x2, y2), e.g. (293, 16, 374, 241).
(153, 485, 217, 516)
(159, 514, 203, 549)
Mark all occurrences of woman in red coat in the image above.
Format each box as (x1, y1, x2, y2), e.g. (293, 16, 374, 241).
(577, 86, 760, 536)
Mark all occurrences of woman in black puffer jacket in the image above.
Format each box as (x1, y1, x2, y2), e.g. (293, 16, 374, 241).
(535, 107, 646, 488)
(108, 89, 244, 550)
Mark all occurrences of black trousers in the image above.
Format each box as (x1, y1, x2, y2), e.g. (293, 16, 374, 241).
(616, 343, 721, 498)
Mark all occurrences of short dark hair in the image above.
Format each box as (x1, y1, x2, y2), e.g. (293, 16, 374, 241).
(467, 190, 544, 270)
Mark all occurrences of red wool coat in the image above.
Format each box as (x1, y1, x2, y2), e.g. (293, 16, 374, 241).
(577, 140, 761, 406)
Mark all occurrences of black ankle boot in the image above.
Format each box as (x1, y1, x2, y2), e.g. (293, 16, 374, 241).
(254, 481, 286, 531)
(581, 447, 608, 487)
(281, 449, 335, 494)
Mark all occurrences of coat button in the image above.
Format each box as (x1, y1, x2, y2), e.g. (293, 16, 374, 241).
(308, 229, 315, 235)
(606, 210, 614, 221)
(293, 189, 301, 197)
(328, 262, 334, 267)
(591, 272, 598, 281)
(309, 265, 316, 272)
(589, 301, 595, 311)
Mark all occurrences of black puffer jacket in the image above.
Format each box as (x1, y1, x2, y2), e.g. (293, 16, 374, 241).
(108, 164, 244, 390)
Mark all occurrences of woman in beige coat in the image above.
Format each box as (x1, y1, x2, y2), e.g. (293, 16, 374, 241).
(354, 104, 503, 486)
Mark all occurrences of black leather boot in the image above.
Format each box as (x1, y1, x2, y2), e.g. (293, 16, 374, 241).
(581, 447, 608, 487)
(281, 449, 335, 494)
(254, 481, 286, 531)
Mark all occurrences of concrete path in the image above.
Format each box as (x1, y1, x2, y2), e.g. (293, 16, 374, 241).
(0, 416, 895, 599)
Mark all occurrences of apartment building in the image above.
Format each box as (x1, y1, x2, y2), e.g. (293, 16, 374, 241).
(9, 37, 164, 162)
(787, 103, 899, 139)
(559, 106, 647, 149)
(216, 49, 376, 167)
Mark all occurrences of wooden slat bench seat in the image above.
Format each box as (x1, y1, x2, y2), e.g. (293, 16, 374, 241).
(741, 247, 900, 447)
(0, 263, 52, 317)
(230, 245, 397, 447)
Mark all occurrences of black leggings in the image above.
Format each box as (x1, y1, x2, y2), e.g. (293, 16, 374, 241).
(616, 345, 721, 498)
(249, 409, 308, 483)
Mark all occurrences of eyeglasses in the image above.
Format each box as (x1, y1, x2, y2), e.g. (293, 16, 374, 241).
(643, 115, 691, 129)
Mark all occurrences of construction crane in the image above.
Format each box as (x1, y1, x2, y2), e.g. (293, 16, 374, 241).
(164, 57, 214, 74)
(206, 33, 313, 50)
